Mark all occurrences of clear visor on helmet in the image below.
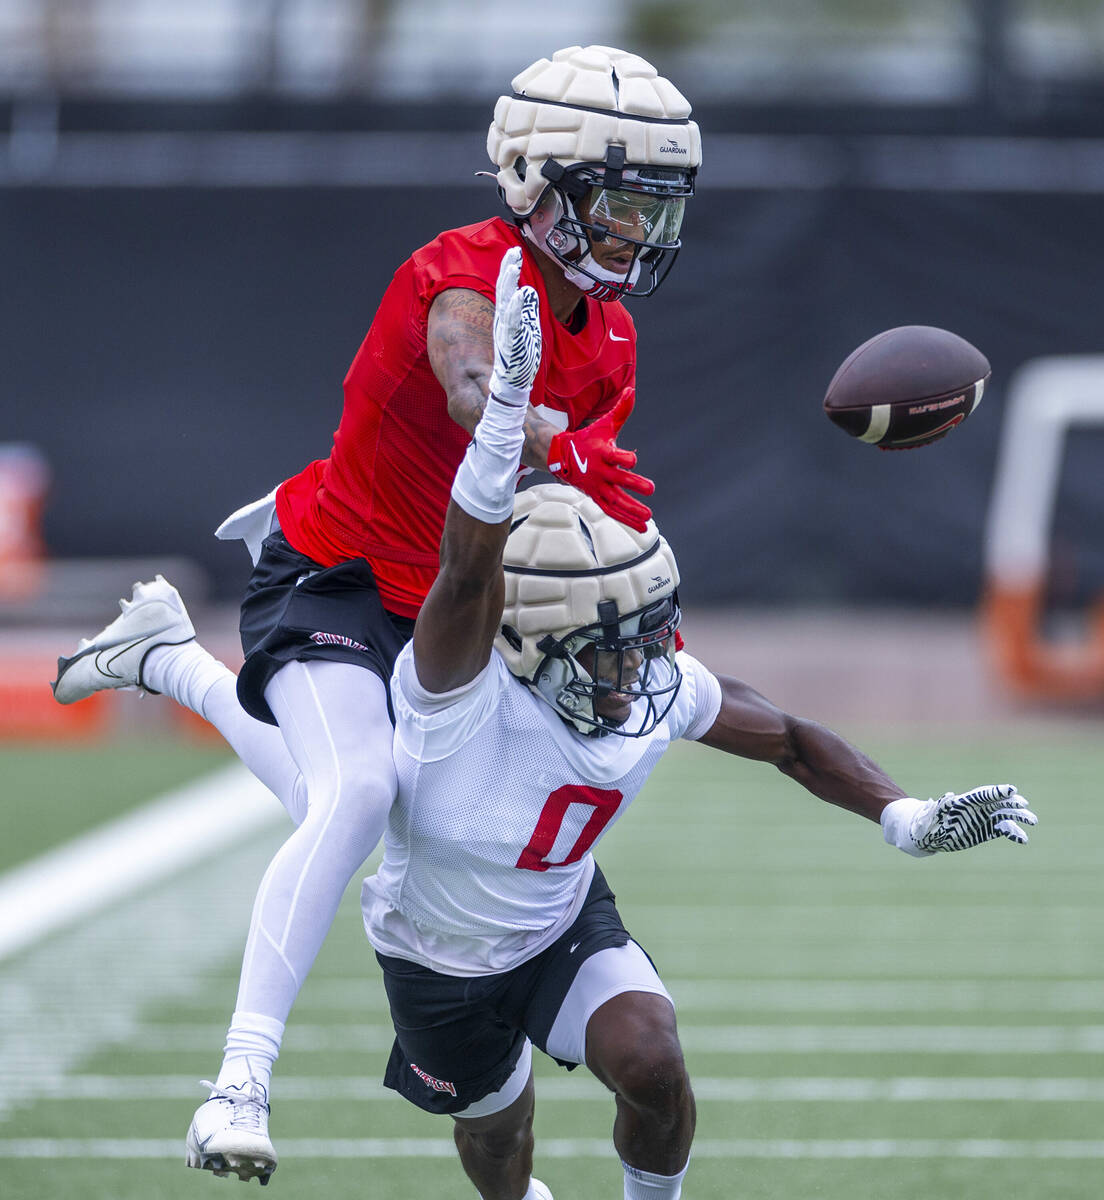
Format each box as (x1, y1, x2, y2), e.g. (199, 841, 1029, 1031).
(582, 188, 685, 250)
(595, 594, 680, 660)
(528, 163, 693, 300)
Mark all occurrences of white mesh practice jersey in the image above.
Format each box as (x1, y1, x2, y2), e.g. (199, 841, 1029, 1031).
(361, 646, 722, 976)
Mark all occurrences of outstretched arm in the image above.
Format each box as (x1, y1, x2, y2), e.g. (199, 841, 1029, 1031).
(698, 673, 1037, 855)
(427, 285, 654, 532)
(699, 675, 905, 822)
(414, 250, 541, 694)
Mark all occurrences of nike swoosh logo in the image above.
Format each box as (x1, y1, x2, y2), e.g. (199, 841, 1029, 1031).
(93, 637, 152, 679)
(609, 330, 630, 342)
(59, 630, 165, 684)
(570, 443, 588, 474)
(570, 942, 581, 953)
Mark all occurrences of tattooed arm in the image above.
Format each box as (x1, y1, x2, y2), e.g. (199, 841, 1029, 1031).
(426, 287, 557, 472)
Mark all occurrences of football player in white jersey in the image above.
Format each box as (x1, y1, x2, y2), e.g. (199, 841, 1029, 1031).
(352, 249, 1037, 1200)
(51, 249, 1036, 1200)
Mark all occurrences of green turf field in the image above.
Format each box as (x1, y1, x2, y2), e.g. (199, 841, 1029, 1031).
(1, 727, 1102, 1199)
(0, 737, 233, 872)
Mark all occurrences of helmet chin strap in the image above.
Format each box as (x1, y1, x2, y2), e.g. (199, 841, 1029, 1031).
(562, 253, 641, 300)
(521, 206, 641, 302)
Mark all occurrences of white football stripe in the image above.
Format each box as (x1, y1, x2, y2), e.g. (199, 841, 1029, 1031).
(970, 375, 987, 413)
(861, 404, 891, 443)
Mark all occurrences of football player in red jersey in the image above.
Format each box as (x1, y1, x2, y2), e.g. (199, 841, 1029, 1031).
(53, 46, 701, 1183)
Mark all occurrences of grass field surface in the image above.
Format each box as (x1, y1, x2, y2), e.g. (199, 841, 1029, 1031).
(0, 738, 232, 873)
(1, 726, 1102, 1199)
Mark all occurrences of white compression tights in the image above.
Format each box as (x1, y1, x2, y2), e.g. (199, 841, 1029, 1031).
(145, 646, 395, 1083)
(238, 660, 396, 1019)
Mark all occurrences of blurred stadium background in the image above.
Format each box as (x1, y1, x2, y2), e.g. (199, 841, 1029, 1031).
(2, 3, 1104, 1198)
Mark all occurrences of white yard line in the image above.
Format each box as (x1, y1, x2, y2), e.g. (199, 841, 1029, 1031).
(667, 979, 1104, 1012)
(22, 1074, 1104, 1103)
(0, 763, 281, 961)
(121, 1022, 1104, 1055)
(4, 1137, 1104, 1160)
(296, 976, 1104, 1013)
(0, 765, 286, 1119)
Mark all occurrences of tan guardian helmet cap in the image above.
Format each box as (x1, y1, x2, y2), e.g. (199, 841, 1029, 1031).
(487, 46, 701, 300)
(495, 483, 682, 737)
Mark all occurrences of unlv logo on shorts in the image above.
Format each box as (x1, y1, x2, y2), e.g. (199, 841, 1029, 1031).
(410, 1062, 456, 1097)
(310, 631, 370, 653)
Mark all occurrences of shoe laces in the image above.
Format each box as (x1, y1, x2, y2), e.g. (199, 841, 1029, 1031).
(200, 1079, 270, 1132)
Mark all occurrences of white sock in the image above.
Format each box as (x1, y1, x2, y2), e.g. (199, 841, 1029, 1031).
(143, 640, 229, 715)
(623, 1160, 689, 1200)
(214, 1010, 285, 1093)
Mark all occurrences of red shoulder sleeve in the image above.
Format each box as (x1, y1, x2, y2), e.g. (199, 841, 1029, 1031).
(410, 219, 521, 314)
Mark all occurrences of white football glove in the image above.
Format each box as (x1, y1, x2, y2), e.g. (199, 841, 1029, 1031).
(881, 784, 1037, 858)
(487, 246, 542, 406)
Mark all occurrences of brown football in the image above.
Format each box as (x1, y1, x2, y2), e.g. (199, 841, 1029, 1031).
(824, 326, 990, 450)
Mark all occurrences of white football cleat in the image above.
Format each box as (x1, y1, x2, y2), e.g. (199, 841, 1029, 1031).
(185, 1079, 277, 1186)
(51, 575, 195, 704)
(531, 1180, 554, 1200)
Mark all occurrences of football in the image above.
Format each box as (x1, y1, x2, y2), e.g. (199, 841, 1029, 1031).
(823, 326, 990, 450)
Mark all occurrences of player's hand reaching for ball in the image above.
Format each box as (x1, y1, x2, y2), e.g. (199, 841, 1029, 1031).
(881, 784, 1038, 857)
(547, 387, 656, 533)
(487, 247, 542, 407)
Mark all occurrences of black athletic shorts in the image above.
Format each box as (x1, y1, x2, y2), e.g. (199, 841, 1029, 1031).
(377, 866, 632, 1116)
(236, 530, 417, 726)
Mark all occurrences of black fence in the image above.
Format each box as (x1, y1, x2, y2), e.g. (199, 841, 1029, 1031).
(3, 121, 1103, 608)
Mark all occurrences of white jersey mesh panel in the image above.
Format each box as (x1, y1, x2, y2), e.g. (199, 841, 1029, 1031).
(362, 647, 716, 976)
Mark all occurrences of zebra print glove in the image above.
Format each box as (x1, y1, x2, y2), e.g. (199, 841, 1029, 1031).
(881, 784, 1037, 857)
(487, 246, 542, 407)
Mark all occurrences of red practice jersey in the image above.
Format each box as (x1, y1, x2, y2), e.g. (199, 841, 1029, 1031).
(276, 219, 637, 618)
